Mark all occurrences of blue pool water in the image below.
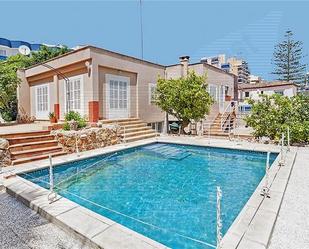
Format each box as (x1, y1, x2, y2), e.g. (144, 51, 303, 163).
(21, 143, 277, 249)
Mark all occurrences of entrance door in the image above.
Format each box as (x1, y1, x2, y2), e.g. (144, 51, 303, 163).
(106, 74, 130, 119)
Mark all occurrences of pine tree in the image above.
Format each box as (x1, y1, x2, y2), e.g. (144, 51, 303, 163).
(272, 31, 306, 85)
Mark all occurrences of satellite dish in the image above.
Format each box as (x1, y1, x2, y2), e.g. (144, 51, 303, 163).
(19, 45, 31, 55)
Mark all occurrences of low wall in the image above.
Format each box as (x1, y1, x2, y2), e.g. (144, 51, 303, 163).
(51, 125, 122, 153)
(0, 138, 11, 167)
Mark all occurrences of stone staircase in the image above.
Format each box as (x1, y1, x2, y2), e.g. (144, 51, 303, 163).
(0, 131, 67, 165)
(204, 112, 236, 137)
(100, 118, 158, 142)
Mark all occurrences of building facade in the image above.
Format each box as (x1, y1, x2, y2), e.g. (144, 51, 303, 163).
(201, 54, 250, 84)
(17, 46, 236, 126)
(238, 81, 298, 101)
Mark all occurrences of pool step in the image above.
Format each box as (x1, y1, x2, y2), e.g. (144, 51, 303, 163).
(144, 143, 191, 160)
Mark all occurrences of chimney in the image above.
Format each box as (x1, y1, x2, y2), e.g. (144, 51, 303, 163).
(179, 55, 190, 77)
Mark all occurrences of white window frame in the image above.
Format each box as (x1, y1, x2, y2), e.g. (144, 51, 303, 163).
(105, 74, 130, 119)
(0, 49, 7, 56)
(149, 83, 157, 105)
(64, 76, 84, 115)
(208, 84, 218, 102)
(35, 83, 50, 119)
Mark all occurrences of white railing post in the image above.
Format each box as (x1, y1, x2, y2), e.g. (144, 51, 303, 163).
(123, 125, 126, 143)
(48, 155, 57, 203)
(261, 151, 270, 198)
(287, 127, 290, 151)
(216, 186, 222, 249)
(75, 134, 79, 153)
(279, 133, 285, 166)
(208, 123, 211, 144)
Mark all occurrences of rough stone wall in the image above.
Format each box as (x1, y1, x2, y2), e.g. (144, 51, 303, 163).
(51, 125, 122, 154)
(0, 138, 11, 167)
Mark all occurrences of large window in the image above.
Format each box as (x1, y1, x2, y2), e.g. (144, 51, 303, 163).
(208, 84, 218, 102)
(37, 85, 48, 112)
(109, 80, 128, 109)
(36, 84, 49, 118)
(66, 77, 82, 112)
(149, 83, 157, 104)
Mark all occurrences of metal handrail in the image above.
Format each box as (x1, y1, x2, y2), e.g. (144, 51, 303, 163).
(220, 101, 236, 131)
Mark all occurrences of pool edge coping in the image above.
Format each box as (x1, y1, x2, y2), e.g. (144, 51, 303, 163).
(1, 136, 293, 249)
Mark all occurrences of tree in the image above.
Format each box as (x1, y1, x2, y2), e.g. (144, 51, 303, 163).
(245, 94, 309, 144)
(31, 45, 70, 64)
(272, 30, 307, 85)
(156, 71, 213, 134)
(0, 45, 70, 121)
(0, 55, 32, 121)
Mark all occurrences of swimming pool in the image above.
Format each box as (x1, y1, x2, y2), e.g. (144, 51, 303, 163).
(21, 142, 277, 249)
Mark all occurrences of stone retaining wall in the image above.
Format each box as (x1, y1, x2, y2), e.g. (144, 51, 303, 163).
(0, 138, 11, 167)
(51, 125, 122, 153)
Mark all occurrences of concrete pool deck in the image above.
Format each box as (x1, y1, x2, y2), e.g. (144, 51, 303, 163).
(0, 135, 305, 249)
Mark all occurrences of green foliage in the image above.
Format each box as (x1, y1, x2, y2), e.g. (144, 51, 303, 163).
(0, 55, 33, 121)
(48, 112, 56, 119)
(245, 94, 309, 144)
(272, 30, 307, 85)
(0, 46, 70, 121)
(63, 111, 87, 130)
(156, 71, 213, 133)
(31, 45, 71, 65)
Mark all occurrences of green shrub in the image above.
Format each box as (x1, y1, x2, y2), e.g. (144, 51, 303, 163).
(245, 94, 309, 144)
(63, 111, 87, 130)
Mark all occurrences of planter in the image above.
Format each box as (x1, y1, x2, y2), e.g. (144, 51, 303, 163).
(50, 117, 58, 123)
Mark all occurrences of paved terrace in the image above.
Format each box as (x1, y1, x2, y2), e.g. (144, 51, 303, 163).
(268, 147, 309, 249)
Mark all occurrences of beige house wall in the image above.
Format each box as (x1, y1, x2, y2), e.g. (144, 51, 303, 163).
(17, 70, 31, 117)
(91, 48, 165, 123)
(18, 46, 235, 124)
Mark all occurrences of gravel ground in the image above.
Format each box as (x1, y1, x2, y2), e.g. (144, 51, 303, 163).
(0, 191, 94, 249)
(268, 147, 309, 249)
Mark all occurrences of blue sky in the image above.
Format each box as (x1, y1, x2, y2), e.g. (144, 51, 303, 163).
(1, 0, 308, 80)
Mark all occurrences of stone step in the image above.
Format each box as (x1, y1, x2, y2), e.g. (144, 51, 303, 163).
(124, 133, 158, 143)
(122, 129, 156, 138)
(12, 151, 67, 166)
(7, 134, 55, 145)
(120, 122, 147, 128)
(113, 120, 145, 126)
(0, 130, 50, 139)
(9, 140, 59, 152)
(11, 146, 63, 160)
(120, 126, 152, 133)
(100, 118, 140, 124)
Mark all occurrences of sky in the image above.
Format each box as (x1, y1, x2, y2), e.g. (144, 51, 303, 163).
(1, 0, 309, 80)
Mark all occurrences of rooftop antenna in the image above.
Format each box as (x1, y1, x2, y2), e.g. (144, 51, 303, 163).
(139, 0, 144, 59)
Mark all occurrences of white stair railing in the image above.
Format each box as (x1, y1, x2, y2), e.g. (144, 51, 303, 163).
(220, 101, 237, 132)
